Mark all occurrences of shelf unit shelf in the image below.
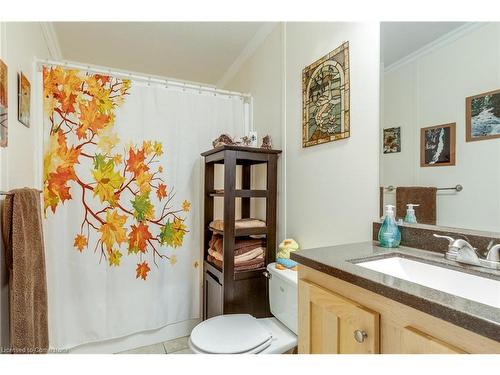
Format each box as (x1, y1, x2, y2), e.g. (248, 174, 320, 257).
(201, 145, 281, 320)
(203, 260, 267, 281)
(209, 226, 268, 237)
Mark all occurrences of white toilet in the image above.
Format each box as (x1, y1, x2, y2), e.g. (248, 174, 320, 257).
(188, 262, 298, 354)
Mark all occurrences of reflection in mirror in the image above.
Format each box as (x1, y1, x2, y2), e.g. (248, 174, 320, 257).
(380, 22, 500, 232)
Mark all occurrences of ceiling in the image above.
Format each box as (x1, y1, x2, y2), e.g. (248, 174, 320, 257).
(53, 22, 267, 85)
(381, 22, 468, 67)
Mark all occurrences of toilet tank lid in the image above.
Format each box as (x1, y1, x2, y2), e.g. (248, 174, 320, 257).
(267, 263, 298, 285)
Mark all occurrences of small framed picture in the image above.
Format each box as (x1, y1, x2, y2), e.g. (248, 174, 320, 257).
(420, 123, 456, 167)
(466, 89, 500, 142)
(383, 127, 401, 154)
(0, 59, 7, 147)
(18, 72, 31, 127)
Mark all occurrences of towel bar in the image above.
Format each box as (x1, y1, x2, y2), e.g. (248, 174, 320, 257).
(384, 184, 463, 192)
(0, 189, 43, 196)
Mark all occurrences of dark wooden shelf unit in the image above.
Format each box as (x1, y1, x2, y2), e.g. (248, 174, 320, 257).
(201, 145, 281, 320)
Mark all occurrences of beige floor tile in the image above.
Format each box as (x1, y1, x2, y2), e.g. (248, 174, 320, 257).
(118, 342, 166, 354)
(163, 336, 189, 353)
(170, 348, 194, 354)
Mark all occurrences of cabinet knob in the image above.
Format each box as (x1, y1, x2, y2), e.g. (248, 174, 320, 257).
(354, 329, 368, 343)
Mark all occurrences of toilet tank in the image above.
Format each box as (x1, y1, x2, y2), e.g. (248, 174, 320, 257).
(267, 263, 298, 334)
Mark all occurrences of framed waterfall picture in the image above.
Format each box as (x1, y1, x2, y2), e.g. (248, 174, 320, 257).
(420, 123, 456, 167)
(302, 42, 350, 148)
(466, 89, 500, 142)
(18, 72, 31, 127)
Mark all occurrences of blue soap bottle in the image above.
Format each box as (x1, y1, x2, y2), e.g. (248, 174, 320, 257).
(378, 204, 401, 248)
(404, 203, 419, 224)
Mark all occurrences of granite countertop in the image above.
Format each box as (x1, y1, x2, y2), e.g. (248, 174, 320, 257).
(291, 241, 500, 342)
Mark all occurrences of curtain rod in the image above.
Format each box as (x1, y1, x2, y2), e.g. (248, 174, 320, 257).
(35, 58, 252, 100)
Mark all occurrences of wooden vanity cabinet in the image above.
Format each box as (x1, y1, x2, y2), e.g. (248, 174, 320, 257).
(299, 280, 379, 354)
(401, 326, 466, 354)
(298, 265, 500, 354)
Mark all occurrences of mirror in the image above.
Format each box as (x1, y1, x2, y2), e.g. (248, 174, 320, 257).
(380, 22, 500, 233)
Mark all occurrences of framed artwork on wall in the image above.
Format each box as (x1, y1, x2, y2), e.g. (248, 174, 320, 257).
(383, 127, 401, 153)
(302, 41, 350, 148)
(466, 88, 500, 142)
(0, 59, 7, 147)
(420, 123, 456, 167)
(18, 72, 31, 128)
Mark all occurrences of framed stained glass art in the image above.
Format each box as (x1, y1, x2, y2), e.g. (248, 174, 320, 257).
(302, 42, 350, 148)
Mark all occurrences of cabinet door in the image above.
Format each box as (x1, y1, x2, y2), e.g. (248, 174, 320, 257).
(402, 326, 467, 354)
(203, 270, 223, 320)
(298, 279, 380, 354)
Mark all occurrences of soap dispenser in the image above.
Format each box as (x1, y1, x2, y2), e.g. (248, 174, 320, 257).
(378, 204, 401, 248)
(404, 204, 420, 224)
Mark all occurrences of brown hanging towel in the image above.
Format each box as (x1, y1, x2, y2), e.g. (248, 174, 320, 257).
(2, 188, 49, 354)
(396, 186, 437, 225)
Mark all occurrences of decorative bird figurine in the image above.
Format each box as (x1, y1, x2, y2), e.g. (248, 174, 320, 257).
(276, 238, 300, 271)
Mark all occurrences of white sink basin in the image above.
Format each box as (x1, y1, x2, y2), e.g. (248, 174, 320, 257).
(356, 256, 500, 308)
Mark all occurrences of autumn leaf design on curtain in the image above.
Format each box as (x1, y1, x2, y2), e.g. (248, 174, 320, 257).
(43, 66, 190, 280)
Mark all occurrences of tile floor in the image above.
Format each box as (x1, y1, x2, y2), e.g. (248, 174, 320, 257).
(118, 336, 193, 354)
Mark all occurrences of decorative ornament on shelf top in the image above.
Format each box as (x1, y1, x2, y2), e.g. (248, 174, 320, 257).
(212, 133, 235, 148)
(261, 135, 272, 149)
(240, 136, 251, 146)
(276, 238, 300, 271)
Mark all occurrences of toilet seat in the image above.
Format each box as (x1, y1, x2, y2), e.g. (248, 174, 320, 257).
(189, 336, 273, 354)
(189, 314, 273, 354)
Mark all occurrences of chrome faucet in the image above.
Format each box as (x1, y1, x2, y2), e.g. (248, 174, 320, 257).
(433, 234, 500, 270)
(486, 242, 500, 262)
(433, 234, 480, 266)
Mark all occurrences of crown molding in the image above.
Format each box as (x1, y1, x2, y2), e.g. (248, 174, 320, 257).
(40, 22, 62, 60)
(217, 22, 278, 88)
(384, 22, 485, 74)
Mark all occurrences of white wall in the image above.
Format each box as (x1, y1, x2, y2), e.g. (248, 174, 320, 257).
(285, 23, 380, 249)
(0, 21, 53, 351)
(382, 23, 500, 232)
(224, 23, 381, 249)
(222, 24, 286, 239)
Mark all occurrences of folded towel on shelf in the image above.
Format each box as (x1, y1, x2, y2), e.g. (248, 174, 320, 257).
(207, 253, 263, 272)
(235, 247, 265, 263)
(209, 234, 266, 255)
(208, 234, 222, 252)
(234, 257, 265, 268)
(208, 247, 265, 264)
(396, 186, 437, 224)
(207, 255, 223, 270)
(209, 218, 266, 232)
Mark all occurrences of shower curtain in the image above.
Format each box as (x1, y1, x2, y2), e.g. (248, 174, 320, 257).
(41, 65, 246, 349)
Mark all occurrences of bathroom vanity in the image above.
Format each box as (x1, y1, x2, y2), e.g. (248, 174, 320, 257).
(292, 242, 500, 354)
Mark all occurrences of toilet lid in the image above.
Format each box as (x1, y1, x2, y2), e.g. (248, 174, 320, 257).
(190, 314, 273, 354)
